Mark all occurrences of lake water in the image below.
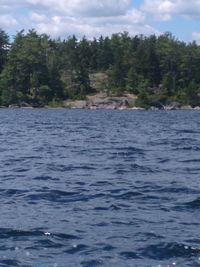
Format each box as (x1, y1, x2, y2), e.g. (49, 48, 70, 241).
(0, 109, 200, 267)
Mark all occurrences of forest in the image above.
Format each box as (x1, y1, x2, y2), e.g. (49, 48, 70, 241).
(0, 28, 200, 108)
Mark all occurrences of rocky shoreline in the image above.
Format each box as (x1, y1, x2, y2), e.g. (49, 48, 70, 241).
(54, 93, 200, 110)
(1, 93, 200, 110)
(2, 105, 200, 111)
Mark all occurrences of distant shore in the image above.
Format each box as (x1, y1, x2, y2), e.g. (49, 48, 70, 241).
(1, 93, 200, 111)
(6, 107, 200, 110)
(2, 104, 200, 111)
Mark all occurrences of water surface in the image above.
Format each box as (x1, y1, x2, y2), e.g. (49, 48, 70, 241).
(0, 109, 200, 267)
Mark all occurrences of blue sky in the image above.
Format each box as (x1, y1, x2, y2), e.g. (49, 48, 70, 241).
(0, 0, 199, 43)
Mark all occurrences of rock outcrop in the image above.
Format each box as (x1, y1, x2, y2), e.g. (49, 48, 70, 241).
(64, 93, 137, 109)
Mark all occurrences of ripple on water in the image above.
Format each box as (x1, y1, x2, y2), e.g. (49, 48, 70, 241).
(141, 242, 200, 260)
(0, 109, 200, 267)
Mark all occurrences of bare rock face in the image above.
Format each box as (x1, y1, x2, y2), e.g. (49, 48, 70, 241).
(20, 102, 33, 108)
(180, 105, 193, 110)
(86, 95, 134, 109)
(71, 100, 88, 109)
(63, 93, 137, 109)
(8, 104, 20, 108)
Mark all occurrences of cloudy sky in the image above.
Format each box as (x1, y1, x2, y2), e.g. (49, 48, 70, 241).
(0, 0, 199, 42)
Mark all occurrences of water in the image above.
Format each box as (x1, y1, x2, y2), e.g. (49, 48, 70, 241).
(0, 109, 200, 267)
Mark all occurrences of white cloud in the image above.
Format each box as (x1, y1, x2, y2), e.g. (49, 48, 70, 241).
(142, 0, 200, 20)
(142, 0, 174, 21)
(0, 15, 18, 28)
(192, 32, 200, 44)
(16, 0, 131, 17)
(29, 12, 47, 23)
(176, 0, 200, 18)
(63, 0, 131, 17)
(29, 9, 158, 39)
(0, 0, 160, 38)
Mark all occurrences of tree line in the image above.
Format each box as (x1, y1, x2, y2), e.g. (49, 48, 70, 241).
(0, 29, 200, 107)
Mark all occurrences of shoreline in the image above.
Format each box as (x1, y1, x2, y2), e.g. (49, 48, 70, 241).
(1, 94, 200, 111)
(1, 105, 200, 111)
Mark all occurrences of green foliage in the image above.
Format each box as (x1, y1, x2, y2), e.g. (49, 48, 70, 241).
(48, 98, 63, 108)
(184, 80, 200, 107)
(0, 29, 9, 74)
(135, 90, 150, 109)
(0, 29, 200, 107)
(125, 67, 139, 94)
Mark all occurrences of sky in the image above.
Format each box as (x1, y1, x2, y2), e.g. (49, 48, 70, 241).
(0, 0, 199, 43)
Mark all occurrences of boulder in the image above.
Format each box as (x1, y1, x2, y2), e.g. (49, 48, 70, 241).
(8, 104, 20, 108)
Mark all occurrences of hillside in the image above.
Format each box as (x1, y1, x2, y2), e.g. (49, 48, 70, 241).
(0, 29, 200, 108)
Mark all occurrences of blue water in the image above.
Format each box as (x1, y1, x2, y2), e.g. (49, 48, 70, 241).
(0, 109, 200, 267)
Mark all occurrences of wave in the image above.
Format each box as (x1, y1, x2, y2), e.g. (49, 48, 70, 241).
(141, 242, 200, 260)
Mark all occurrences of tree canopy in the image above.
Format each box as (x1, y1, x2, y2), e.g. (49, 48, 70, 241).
(0, 29, 200, 107)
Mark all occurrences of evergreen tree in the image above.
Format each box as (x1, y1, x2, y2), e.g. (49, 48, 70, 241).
(0, 29, 200, 107)
(0, 29, 9, 74)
